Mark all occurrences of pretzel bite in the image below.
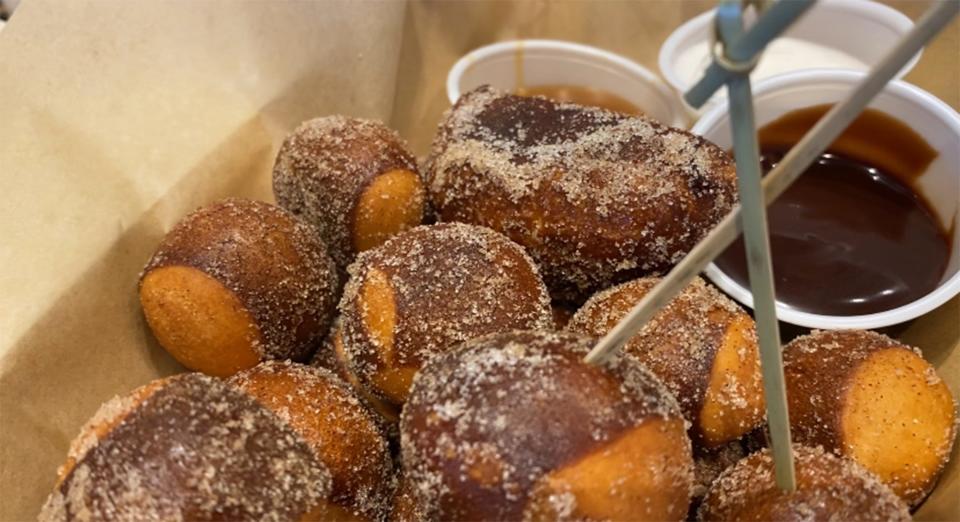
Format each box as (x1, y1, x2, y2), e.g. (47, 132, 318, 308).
(401, 330, 694, 521)
(41, 373, 331, 520)
(782, 329, 957, 505)
(273, 116, 425, 270)
(139, 198, 338, 377)
(339, 223, 552, 409)
(231, 361, 394, 521)
(567, 276, 765, 447)
(699, 445, 910, 521)
(425, 86, 737, 301)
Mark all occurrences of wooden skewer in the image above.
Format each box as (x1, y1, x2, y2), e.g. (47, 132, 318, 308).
(685, 0, 814, 109)
(716, 0, 795, 490)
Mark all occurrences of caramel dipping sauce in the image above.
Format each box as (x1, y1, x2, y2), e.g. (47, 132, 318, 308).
(715, 105, 950, 316)
(515, 85, 644, 116)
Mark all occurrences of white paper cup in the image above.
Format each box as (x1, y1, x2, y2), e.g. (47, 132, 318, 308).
(659, 0, 919, 119)
(692, 70, 960, 330)
(447, 39, 686, 128)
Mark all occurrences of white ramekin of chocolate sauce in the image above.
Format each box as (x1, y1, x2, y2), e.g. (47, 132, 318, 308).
(659, 0, 919, 119)
(447, 39, 687, 128)
(693, 70, 960, 330)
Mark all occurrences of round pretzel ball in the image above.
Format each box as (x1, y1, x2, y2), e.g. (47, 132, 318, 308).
(139, 198, 339, 377)
(230, 361, 394, 521)
(401, 330, 694, 521)
(42, 373, 332, 520)
(567, 276, 765, 447)
(425, 86, 737, 301)
(273, 116, 425, 270)
(339, 223, 553, 408)
(782, 329, 957, 505)
(698, 445, 911, 521)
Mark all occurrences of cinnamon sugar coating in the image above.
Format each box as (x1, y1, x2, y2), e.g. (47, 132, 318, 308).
(141, 198, 339, 365)
(568, 277, 764, 447)
(400, 330, 693, 521)
(782, 329, 957, 505)
(339, 223, 553, 408)
(41, 373, 331, 521)
(698, 445, 910, 521)
(231, 361, 394, 521)
(425, 86, 737, 300)
(273, 116, 423, 269)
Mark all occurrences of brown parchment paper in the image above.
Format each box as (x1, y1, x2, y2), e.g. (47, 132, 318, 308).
(0, 1, 407, 518)
(0, 1, 956, 520)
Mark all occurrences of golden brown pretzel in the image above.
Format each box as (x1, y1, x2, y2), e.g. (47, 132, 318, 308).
(568, 276, 765, 448)
(401, 330, 693, 521)
(231, 361, 394, 521)
(782, 329, 957, 505)
(699, 445, 910, 521)
(139, 198, 339, 377)
(425, 86, 738, 301)
(273, 116, 425, 270)
(338, 223, 553, 408)
(42, 373, 332, 521)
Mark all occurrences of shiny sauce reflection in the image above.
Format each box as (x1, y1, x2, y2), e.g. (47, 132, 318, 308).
(715, 105, 949, 316)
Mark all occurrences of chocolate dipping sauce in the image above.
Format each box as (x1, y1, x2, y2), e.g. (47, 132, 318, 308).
(714, 104, 950, 316)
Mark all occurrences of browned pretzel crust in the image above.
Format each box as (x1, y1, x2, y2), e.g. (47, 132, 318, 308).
(426, 86, 737, 300)
(42, 373, 331, 521)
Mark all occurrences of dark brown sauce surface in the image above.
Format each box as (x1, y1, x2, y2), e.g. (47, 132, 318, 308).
(516, 84, 643, 116)
(715, 105, 949, 316)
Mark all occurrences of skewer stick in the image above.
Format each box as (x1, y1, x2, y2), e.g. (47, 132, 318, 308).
(584, 0, 959, 361)
(716, 0, 795, 490)
(685, 0, 814, 109)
